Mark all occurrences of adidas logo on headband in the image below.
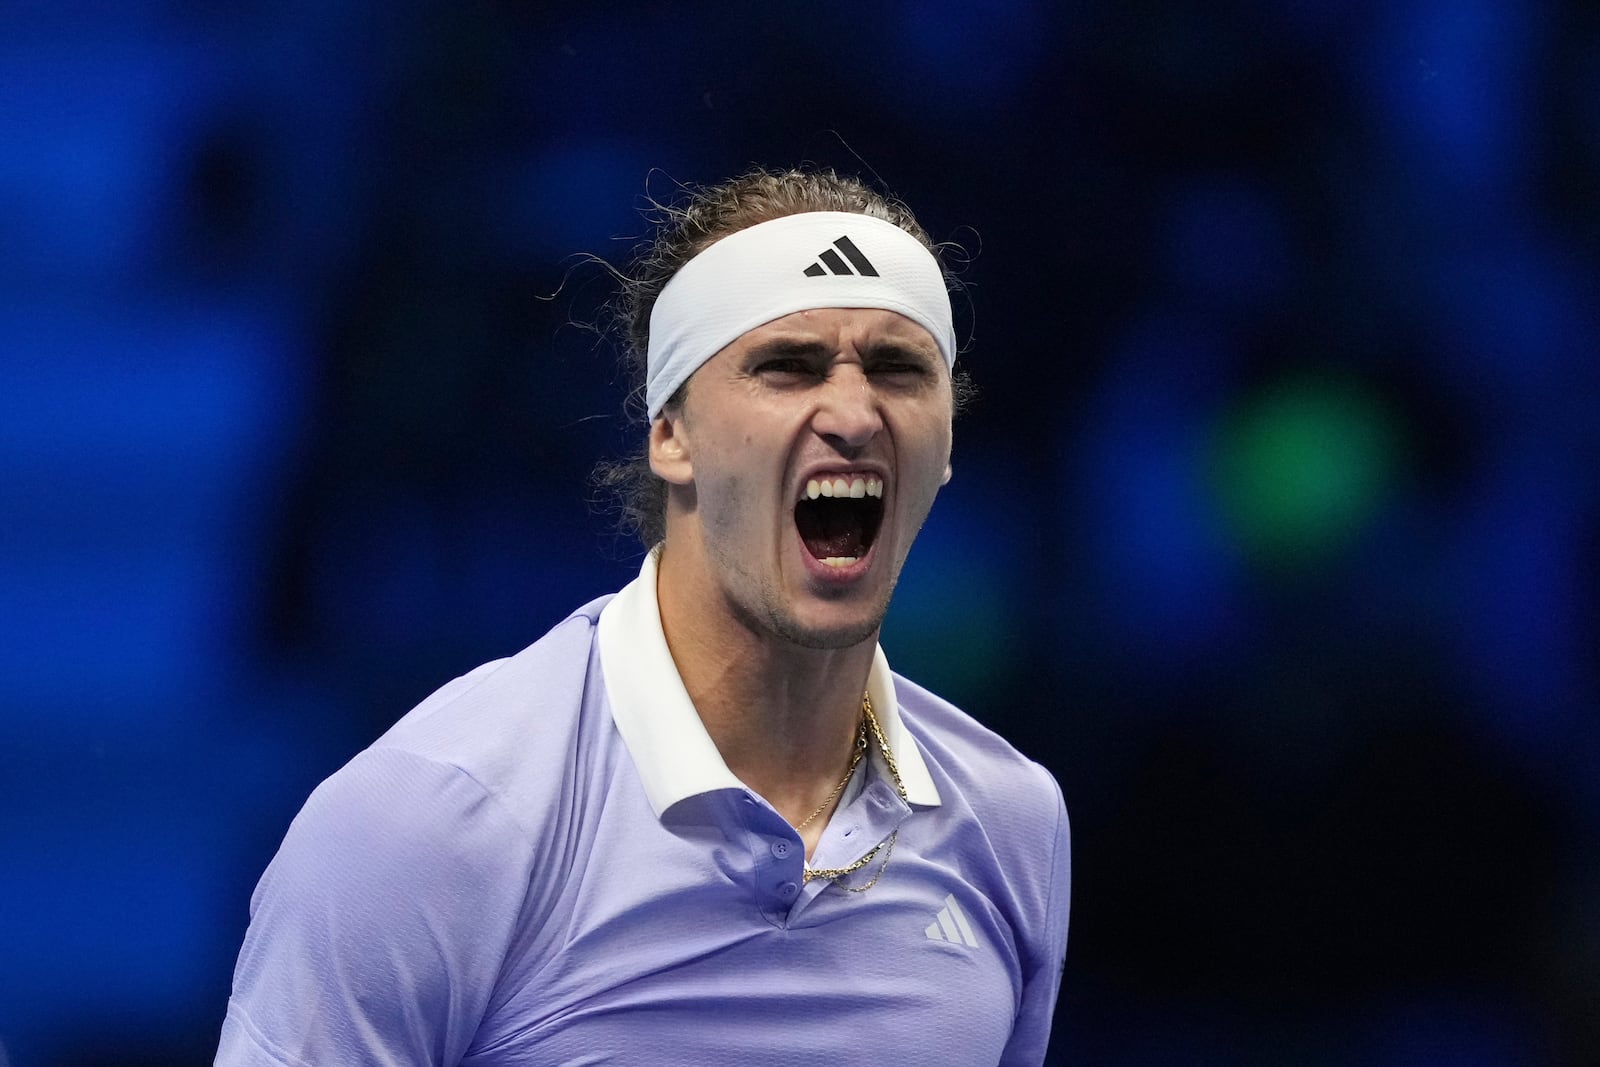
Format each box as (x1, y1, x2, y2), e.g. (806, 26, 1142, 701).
(647, 211, 954, 419)
(802, 235, 880, 278)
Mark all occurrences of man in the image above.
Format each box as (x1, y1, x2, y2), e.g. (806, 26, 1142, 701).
(218, 167, 1070, 1065)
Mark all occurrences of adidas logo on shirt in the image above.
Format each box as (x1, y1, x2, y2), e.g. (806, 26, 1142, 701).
(802, 235, 880, 277)
(925, 893, 980, 948)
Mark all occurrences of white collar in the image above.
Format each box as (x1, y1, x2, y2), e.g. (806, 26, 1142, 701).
(596, 549, 941, 817)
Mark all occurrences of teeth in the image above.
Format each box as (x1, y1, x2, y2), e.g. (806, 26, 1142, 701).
(821, 556, 859, 568)
(801, 475, 885, 502)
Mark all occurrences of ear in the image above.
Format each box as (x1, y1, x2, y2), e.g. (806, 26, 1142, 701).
(941, 461, 953, 486)
(649, 413, 695, 485)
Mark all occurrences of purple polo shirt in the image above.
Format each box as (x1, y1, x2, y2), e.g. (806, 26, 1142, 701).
(217, 554, 1070, 1065)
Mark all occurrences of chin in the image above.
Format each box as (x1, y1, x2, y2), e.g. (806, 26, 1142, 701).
(764, 597, 891, 651)
(773, 618, 882, 651)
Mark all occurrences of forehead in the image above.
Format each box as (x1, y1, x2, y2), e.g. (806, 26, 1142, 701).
(729, 307, 942, 358)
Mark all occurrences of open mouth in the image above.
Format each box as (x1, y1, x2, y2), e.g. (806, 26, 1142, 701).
(795, 474, 885, 569)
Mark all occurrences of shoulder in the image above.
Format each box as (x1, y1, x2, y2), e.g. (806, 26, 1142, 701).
(386, 594, 612, 738)
(282, 592, 617, 876)
(366, 595, 616, 832)
(225, 747, 538, 1064)
(245, 597, 618, 929)
(265, 746, 532, 904)
(893, 672, 1066, 837)
(223, 601, 621, 1062)
(893, 674, 1072, 992)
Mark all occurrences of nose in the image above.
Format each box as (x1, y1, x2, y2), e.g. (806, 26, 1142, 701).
(810, 366, 883, 449)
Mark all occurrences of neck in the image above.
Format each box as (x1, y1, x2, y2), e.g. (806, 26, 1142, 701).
(654, 542, 877, 849)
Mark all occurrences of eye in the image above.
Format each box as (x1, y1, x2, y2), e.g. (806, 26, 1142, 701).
(863, 344, 938, 381)
(753, 357, 821, 379)
(866, 358, 932, 383)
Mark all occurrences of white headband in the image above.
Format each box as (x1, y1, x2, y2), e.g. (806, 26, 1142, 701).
(645, 211, 955, 419)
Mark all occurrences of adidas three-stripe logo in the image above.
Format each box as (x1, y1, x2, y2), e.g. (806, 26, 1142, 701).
(802, 235, 880, 278)
(925, 893, 981, 948)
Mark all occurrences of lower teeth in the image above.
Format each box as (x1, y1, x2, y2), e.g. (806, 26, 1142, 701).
(821, 556, 859, 568)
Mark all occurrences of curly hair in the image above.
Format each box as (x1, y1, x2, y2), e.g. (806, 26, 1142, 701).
(594, 166, 974, 548)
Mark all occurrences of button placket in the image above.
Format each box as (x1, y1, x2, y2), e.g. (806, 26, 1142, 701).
(741, 796, 806, 905)
(767, 834, 804, 900)
(810, 785, 910, 876)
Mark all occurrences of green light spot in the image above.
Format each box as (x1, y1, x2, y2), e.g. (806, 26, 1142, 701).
(1212, 377, 1398, 565)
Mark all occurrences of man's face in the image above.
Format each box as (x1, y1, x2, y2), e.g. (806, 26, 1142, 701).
(652, 307, 954, 651)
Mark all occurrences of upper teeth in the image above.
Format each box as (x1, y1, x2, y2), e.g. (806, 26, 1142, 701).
(804, 475, 883, 501)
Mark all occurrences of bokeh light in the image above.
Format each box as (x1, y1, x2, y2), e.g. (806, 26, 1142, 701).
(1212, 375, 1399, 567)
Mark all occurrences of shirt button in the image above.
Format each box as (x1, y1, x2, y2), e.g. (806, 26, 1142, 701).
(771, 840, 791, 858)
(778, 881, 798, 899)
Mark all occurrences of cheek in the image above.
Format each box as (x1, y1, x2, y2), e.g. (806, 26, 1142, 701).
(909, 425, 954, 506)
(699, 471, 760, 540)
(916, 420, 954, 476)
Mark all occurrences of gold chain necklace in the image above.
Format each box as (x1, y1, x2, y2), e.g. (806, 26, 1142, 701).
(794, 720, 869, 829)
(803, 693, 908, 891)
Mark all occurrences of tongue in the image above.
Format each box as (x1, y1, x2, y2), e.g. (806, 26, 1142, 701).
(804, 529, 862, 558)
(797, 504, 865, 559)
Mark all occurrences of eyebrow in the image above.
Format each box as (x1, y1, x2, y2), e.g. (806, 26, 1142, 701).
(862, 340, 940, 364)
(744, 337, 940, 363)
(744, 339, 833, 361)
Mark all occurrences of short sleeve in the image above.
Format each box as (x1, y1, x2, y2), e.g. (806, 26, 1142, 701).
(1000, 771, 1072, 1066)
(216, 747, 535, 1067)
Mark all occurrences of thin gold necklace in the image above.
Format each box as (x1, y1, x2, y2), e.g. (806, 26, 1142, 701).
(803, 693, 907, 891)
(794, 719, 869, 830)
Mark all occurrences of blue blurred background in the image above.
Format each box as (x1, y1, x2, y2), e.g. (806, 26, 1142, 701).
(2, 1, 1597, 1063)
